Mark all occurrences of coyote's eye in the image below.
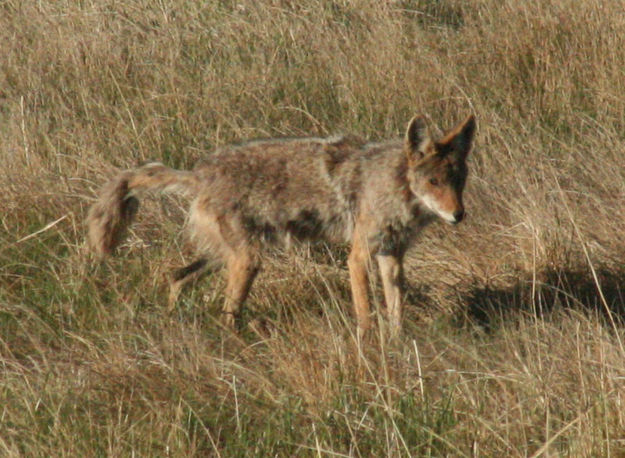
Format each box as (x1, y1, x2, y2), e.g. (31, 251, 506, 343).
(429, 177, 439, 186)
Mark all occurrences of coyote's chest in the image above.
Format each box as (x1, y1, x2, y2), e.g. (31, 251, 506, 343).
(374, 201, 435, 257)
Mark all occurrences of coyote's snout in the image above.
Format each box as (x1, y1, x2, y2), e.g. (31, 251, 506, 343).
(87, 114, 476, 335)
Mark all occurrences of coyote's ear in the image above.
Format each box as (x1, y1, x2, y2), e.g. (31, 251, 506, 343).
(404, 115, 431, 161)
(439, 115, 476, 160)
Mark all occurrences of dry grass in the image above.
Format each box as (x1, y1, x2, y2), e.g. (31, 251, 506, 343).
(2, 0, 625, 455)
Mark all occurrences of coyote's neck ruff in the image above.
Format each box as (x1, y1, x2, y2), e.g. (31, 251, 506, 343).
(88, 114, 476, 335)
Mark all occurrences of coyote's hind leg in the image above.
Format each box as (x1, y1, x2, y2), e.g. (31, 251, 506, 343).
(222, 247, 260, 328)
(168, 258, 210, 310)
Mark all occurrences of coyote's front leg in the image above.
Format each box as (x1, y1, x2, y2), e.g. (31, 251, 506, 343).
(377, 254, 404, 337)
(348, 231, 372, 335)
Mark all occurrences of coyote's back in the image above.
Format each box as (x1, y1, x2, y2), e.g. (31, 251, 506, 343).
(87, 114, 476, 335)
(188, 135, 366, 249)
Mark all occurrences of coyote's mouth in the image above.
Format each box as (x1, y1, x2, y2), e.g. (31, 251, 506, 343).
(419, 194, 463, 225)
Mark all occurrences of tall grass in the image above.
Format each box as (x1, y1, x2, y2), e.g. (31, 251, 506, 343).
(2, 0, 625, 455)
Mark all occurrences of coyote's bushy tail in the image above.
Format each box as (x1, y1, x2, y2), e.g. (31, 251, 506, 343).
(87, 162, 200, 257)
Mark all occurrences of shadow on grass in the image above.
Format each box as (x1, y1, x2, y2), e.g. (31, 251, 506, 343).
(457, 267, 625, 331)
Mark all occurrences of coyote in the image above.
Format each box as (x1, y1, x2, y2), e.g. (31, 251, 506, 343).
(87, 114, 476, 335)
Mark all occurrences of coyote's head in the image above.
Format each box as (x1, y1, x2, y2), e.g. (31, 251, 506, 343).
(404, 114, 476, 225)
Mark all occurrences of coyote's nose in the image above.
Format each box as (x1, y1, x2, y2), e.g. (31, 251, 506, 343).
(453, 209, 464, 224)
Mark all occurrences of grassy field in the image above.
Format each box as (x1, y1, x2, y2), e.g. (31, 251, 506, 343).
(2, 0, 625, 455)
